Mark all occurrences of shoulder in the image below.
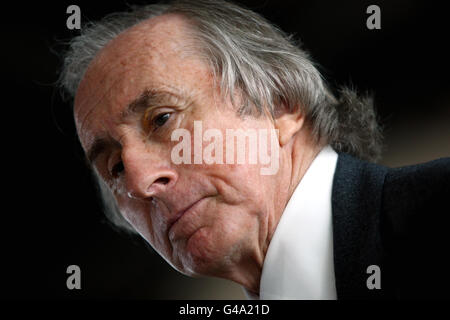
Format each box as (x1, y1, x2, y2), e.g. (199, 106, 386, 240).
(382, 157, 450, 217)
(334, 153, 450, 232)
(334, 153, 450, 208)
(385, 157, 450, 189)
(380, 157, 450, 299)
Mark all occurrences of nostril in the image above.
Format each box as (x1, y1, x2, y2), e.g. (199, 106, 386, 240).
(155, 177, 170, 185)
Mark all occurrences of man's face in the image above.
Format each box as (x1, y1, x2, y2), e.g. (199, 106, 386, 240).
(74, 14, 285, 278)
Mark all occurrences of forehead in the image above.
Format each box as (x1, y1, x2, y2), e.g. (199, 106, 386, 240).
(74, 13, 213, 148)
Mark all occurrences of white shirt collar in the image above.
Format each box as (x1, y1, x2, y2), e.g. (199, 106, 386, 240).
(244, 145, 338, 299)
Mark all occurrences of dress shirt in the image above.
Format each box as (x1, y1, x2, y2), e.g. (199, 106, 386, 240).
(244, 145, 338, 299)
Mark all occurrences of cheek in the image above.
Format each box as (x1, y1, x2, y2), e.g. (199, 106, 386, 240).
(211, 202, 262, 247)
(211, 162, 273, 205)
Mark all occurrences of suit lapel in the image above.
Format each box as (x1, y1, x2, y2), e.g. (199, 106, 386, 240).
(331, 153, 391, 299)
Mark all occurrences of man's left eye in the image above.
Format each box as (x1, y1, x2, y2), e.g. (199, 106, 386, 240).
(153, 113, 170, 128)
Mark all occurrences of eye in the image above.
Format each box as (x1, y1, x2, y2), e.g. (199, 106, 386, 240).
(110, 161, 124, 178)
(152, 112, 171, 128)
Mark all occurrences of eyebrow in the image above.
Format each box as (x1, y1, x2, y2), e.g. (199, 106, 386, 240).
(85, 89, 186, 166)
(121, 89, 184, 120)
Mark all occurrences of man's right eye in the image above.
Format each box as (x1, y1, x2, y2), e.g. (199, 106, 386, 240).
(153, 112, 171, 128)
(143, 108, 173, 133)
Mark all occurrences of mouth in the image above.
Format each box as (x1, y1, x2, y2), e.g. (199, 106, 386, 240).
(168, 197, 205, 234)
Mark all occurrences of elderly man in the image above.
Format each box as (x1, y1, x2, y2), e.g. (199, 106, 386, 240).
(61, 0, 449, 299)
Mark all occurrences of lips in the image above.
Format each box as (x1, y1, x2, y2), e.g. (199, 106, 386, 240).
(168, 198, 205, 233)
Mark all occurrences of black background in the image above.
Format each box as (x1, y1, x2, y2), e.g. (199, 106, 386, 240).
(2, 0, 449, 299)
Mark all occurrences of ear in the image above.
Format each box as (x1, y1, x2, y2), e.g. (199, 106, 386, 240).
(274, 107, 305, 146)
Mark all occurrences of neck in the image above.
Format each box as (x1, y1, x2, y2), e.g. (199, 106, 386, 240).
(287, 134, 324, 203)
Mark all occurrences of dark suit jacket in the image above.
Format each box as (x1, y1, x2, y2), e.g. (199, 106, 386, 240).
(331, 152, 450, 299)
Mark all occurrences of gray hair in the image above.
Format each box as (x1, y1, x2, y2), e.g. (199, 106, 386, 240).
(59, 0, 383, 233)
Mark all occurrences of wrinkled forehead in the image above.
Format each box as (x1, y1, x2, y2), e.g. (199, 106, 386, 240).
(73, 13, 205, 145)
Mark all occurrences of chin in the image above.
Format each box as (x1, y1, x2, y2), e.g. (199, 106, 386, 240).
(179, 226, 238, 277)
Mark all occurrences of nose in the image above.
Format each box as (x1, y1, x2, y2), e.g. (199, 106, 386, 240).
(121, 145, 178, 200)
